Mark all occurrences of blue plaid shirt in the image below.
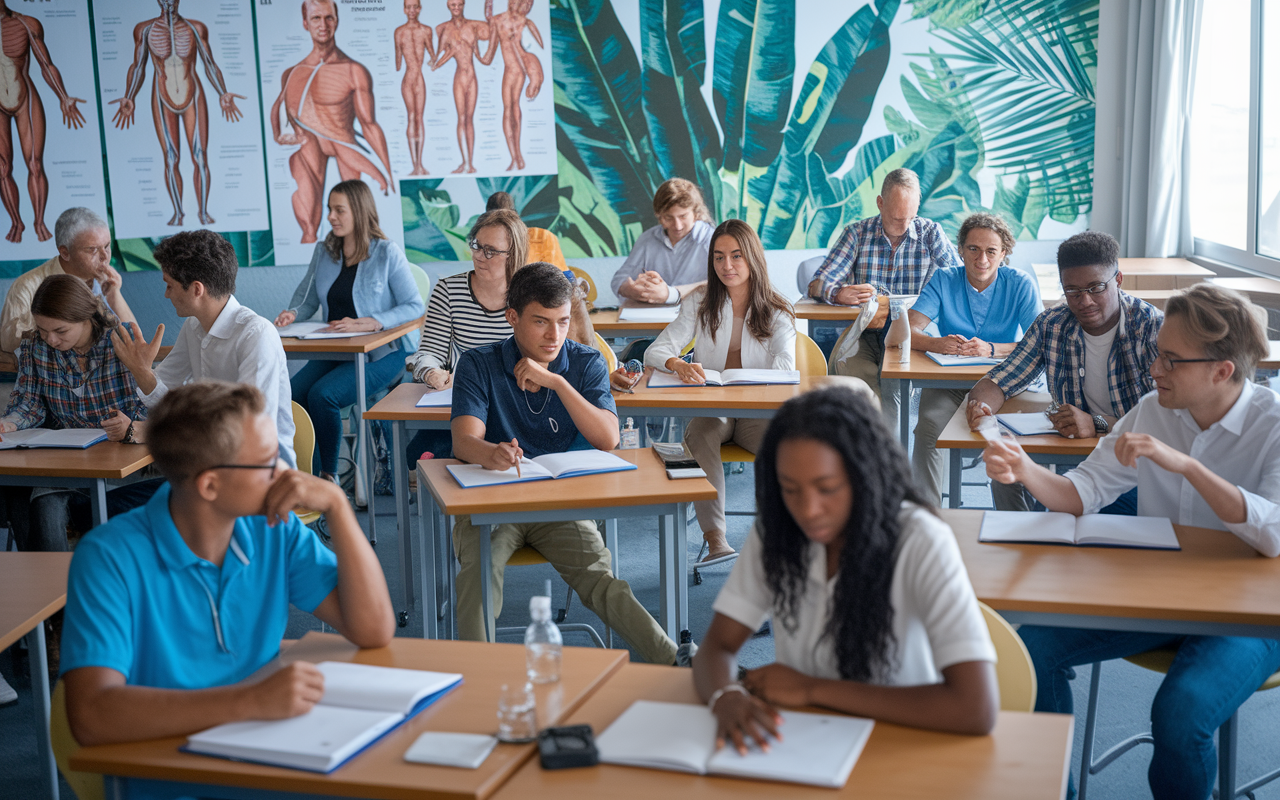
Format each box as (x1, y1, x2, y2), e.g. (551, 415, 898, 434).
(986, 292, 1163, 415)
(3, 328, 146, 430)
(812, 215, 962, 303)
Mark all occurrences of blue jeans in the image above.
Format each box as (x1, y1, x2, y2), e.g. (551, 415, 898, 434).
(291, 351, 404, 474)
(1020, 626, 1280, 800)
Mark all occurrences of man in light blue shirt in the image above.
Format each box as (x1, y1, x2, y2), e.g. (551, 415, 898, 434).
(60, 381, 393, 750)
(907, 212, 1040, 505)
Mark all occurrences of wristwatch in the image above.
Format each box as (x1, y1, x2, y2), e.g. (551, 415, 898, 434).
(123, 421, 136, 444)
(1090, 414, 1109, 436)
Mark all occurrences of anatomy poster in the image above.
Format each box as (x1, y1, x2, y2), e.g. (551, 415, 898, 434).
(0, 0, 107, 260)
(94, 0, 268, 240)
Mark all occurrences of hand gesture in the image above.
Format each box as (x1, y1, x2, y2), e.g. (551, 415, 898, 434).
(422, 368, 453, 390)
(710, 687, 782, 756)
(321, 317, 379, 334)
(966, 398, 995, 431)
(513, 357, 560, 392)
(0, 421, 17, 435)
(60, 96, 87, 129)
(100, 408, 132, 442)
(1114, 432, 1192, 474)
(1048, 403, 1096, 439)
(486, 438, 523, 471)
(110, 322, 164, 378)
(671, 359, 707, 384)
(623, 271, 671, 304)
(274, 310, 297, 327)
(262, 469, 346, 525)
(983, 435, 1028, 485)
(609, 366, 642, 392)
(95, 264, 124, 297)
(220, 92, 247, 122)
(241, 661, 326, 721)
(834, 283, 875, 306)
(108, 97, 135, 128)
(935, 334, 967, 355)
(957, 337, 992, 357)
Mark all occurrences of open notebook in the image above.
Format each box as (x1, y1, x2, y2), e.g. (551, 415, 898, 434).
(996, 412, 1059, 436)
(595, 700, 874, 788)
(979, 510, 1180, 550)
(617, 305, 679, 323)
(415, 388, 454, 407)
(184, 662, 462, 773)
(647, 369, 800, 388)
(447, 449, 637, 488)
(926, 352, 1002, 367)
(275, 321, 354, 340)
(0, 429, 107, 450)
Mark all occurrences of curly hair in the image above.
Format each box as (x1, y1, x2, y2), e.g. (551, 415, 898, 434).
(754, 385, 931, 682)
(957, 212, 1016, 265)
(153, 229, 237, 298)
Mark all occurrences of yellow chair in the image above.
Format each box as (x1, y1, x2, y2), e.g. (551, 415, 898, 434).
(592, 332, 618, 373)
(487, 545, 612, 649)
(51, 681, 104, 800)
(1077, 650, 1280, 800)
(569, 266, 598, 307)
(291, 402, 322, 527)
(978, 602, 1036, 712)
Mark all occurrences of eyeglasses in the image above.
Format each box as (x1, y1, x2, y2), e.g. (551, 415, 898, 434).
(208, 458, 279, 472)
(964, 244, 1004, 261)
(1062, 271, 1118, 299)
(1156, 354, 1219, 372)
(77, 245, 111, 258)
(469, 239, 510, 261)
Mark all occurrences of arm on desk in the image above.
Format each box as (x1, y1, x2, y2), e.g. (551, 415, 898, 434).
(983, 436, 1085, 515)
(693, 613, 783, 754)
(965, 378, 1008, 429)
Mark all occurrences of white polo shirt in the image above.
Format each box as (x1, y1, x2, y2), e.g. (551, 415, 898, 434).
(713, 504, 996, 684)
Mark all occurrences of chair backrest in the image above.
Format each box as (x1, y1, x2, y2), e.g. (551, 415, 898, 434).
(570, 266, 598, 305)
(796, 255, 826, 295)
(795, 332, 826, 378)
(408, 263, 432, 306)
(592, 332, 618, 372)
(292, 401, 317, 476)
(979, 601, 1037, 712)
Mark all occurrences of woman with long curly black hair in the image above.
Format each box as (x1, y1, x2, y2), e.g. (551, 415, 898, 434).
(692, 386, 999, 752)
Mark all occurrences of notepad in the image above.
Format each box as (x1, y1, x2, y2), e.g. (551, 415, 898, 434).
(647, 368, 800, 388)
(0, 429, 107, 450)
(403, 732, 498, 769)
(184, 662, 462, 773)
(276, 321, 354, 339)
(617, 305, 680, 322)
(926, 352, 1002, 367)
(595, 700, 874, 788)
(979, 510, 1181, 550)
(416, 388, 454, 407)
(446, 449, 638, 488)
(996, 412, 1059, 436)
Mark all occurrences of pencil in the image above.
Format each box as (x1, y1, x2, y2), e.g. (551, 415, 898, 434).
(514, 438, 521, 477)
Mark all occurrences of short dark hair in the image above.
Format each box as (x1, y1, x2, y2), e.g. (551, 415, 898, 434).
(147, 381, 265, 483)
(1057, 231, 1119, 273)
(507, 261, 572, 314)
(486, 191, 515, 211)
(153, 230, 238, 298)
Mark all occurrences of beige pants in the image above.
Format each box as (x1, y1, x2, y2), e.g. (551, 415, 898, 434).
(911, 388, 969, 506)
(831, 327, 900, 422)
(452, 515, 677, 665)
(683, 416, 771, 536)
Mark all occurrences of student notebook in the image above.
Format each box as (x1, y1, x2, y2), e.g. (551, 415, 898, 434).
(647, 369, 801, 388)
(0, 429, 107, 450)
(446, 449, 637, 488)
(979, 510, 1181, 550)
(595, 700, 874, 788)
(617, 305, 680, 323)
(651, 442, 699, 470)
(925, 352, 1002, 367)
(275, 321, 356, 340)
(184, 662, 462, 773)
(415, 388, 454, 407)
(996, 412, 1060, 436)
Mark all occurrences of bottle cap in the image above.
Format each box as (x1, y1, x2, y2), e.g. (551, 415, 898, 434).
(625, 417, 634, 428)
(530, 596, 551, 615)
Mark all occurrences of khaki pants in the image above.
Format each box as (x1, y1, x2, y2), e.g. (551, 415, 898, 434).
(831, 327, 900, 423)
(452, 515, 677, 665)
(911, 388, 969, 506)
(683, 416, 771, 535)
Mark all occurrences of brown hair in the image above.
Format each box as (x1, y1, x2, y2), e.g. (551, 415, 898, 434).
(486, 191, 515, 211)
(147, 381, 267, 483)
(301, 0, 338, 23)
(154, 229, 238, 298)
(698, 219, 794, 342)
(1165, 284, 1270, 384)
(468, 208, 528, 284)
(28, 274, 118, 342)
(957, 212, 1016, 265)
(323, 180, 388, 265)
(652, 178, 712, 223)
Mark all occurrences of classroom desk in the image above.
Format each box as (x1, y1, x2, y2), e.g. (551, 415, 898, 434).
(611, 369, 832, 419)
(1117, 257, 1215, 288)
(0, 552, 71, 800)
(941, 508, 1280, 639)
(880, 348, 996, 447)
(0, 442, 153, 527)
(493, 663, 1074, 800)
(589, 306, 677, 340)
(1262, 341, 1280, 370)
(416, 450, 717, 642)
(934, 392, 1098, 509)
(281, 318, 422, 545)
(1040, 287, 1180, 309)
(1209, 276, 1280, 304)
(792, 298, 887, 336)
(72, 631, 627, 800)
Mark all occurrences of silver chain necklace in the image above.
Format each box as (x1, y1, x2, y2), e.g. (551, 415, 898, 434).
(523, 388, 559, 433)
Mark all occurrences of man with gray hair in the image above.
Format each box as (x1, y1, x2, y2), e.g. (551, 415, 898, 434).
(808, 168, 961, 407)
(0, 207, 135, 357)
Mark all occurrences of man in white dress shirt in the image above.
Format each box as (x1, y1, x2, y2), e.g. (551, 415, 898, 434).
(983, 283, 1280, 800)
(111, 230, 296, 467)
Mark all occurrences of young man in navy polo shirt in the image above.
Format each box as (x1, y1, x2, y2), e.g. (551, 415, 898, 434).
(450, 262, 681, 665)
(60, 381, 393, 747)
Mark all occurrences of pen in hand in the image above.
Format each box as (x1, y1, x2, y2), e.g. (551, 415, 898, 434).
(513, 438, 521, 478)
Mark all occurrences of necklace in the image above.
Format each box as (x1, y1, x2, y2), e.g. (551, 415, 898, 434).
(523, 388, 558, 433)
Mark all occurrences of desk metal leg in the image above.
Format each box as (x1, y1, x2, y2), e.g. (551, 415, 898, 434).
(479, 523, 494, 642)
(416, 475, 437, 640)
(444, 513, 455, 640)
(393, 421, 412, 625)
(604, 518, 618, 649)
(674, 503, 689, 637)
(355, 354, 375, 545)
(90, 479, 108, 529)
(657, 513, 678, 641)
(949, 450, 964, 509)
(895, 378, 911, 447)
(26, 623, 58, 800)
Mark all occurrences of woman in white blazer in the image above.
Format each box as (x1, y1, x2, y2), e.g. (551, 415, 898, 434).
(645, 219, 796, 562)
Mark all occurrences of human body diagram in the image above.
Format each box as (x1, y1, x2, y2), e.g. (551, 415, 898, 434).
(109, 0, 245, 228)
(270, 0, 394, 244)
(394, 0, 434, 177)
(486, 0, 543, 171)
(0, 1, 86, 243)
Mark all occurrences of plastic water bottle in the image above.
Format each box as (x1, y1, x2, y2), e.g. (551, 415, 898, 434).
(620, 418, 640, 449)
(886, 298, 912, 363)
(525, 596, 562, 684)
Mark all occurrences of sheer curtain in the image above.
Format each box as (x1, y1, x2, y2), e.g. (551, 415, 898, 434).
(1118, 0, 1203, 257)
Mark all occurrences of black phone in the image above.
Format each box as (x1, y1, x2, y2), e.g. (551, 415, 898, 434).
(537, 724, 598, 770)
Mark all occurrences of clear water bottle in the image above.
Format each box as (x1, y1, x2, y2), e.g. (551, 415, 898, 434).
(525, 596, 562, 684)
(620, 417, 640, 449)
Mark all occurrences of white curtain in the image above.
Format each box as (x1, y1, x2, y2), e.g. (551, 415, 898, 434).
(1118, 0, 1203, 257)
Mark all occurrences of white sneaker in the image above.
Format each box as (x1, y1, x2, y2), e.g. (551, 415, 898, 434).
(675, 638, 698, 667)
(0, 672, 16, 706)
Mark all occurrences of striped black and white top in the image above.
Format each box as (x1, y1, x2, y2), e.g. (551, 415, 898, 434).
(406, 271, 512, 381)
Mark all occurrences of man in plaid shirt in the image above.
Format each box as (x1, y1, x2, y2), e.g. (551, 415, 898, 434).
(967, 231, 1163, 511)
(808, 168, 962, 407)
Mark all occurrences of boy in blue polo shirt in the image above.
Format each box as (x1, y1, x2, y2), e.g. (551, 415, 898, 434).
(60, 381, 393, 747)
(907, 212, 1041, 505)
(450, 262, 680, 665)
